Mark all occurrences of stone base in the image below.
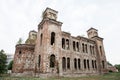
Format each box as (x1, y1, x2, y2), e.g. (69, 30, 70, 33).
(11, 71, 34, 77)
(11, 72, 100, 78)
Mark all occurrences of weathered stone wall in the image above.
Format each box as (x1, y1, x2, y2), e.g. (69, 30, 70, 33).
(12, 44, 35, 74)
(60, 33, 99, 75)
(34, 17, 62, 74)
(12, 8, 108, 77)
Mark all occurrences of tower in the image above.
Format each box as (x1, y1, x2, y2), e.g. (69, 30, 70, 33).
(34, 8, 62, 74)
(25, 30, 37, 44)
(87, 27, 98, 39)
(42, 7, 58, 20)
(87, 28, 108, 74)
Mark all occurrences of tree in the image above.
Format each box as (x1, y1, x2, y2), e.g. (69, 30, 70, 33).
(114, 64, 120, 72)
(17, 38, 23, 44)
(107, 61, 113, 66)
(0, 50, 7, 74)
(7, 60, 13, 70)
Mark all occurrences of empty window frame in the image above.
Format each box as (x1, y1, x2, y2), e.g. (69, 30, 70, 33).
(50, 54, 55, 68)
(76, 42, 79, 52)
(74, 58, 77, 69)
(102, 60, 105, 69)
(92, 46, 95, 55)
(40, 34, 43, 46)
(87, 59, 90, 69)
(95, 60, 97, 69)
(82, 43, 85, 53)
(100, 46, 103, 56)
(66, 39, 69, 50)
(62, 38, 65, 49)
(51, 32, 55, 45)
(90, 45, 92, 54)
(62, 57, 66, 70)
(85, 44, 88, 53)
(84, 59, 86, 69)
(78, 59, 81, 69)
(19, 50, 22, 55)
(67, 57, 70, 69)
(92, 60, 94, 69)
(38, 55, 41, 67)
(73, 41, 76, 51)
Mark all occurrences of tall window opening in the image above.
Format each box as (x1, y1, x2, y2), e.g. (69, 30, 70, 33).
(85, 44, 88, 53)
(62, 57, 66, 70)
(84, 59, 86, 69)
(51, 32, 55, 45)
(77, 42, 79, 52)
(102, 60, 105, 69)
(92, 46, 95, 55)
(78, 59, 81, 69)
(92, 60, 94, 69)
(95, 60, 97, 69)
(100, 46, 102, 56)
(38, 55, 41, 67)
(66, 39, 69, 50)
(73, 41, 76, 51)
(87, 60, 90, 69)
(40, 34, 43, 46)
(19, 50, 22, 55)
(90, 45, 92, 54)
(62, 38, 65, 49)
(50, 54, 55, 68)
(67, 58, 70, 69)
(74, 58, 77, 69)
(82, 43, 85, 53)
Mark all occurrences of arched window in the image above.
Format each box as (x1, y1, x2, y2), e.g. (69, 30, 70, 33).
(50, 54, 55, 68)
(19, 50, 22, 55)
(78, 59, 81, 69)
(51, 32, 55, 45)
(73, 41, 76, 51)
(62, 38, 65, 49)
(90, 45, 92, 54)
(102, 60, 105, 69)
(40, 34, 43, 46)
(62, 57, 66, 70)
(67, 57, 70, 69)
(100, 46, 102, 56)
(85, 44, 88, 53)
(82, 43, 85, 53)
(87, 60, 90, 69)
(84, 59, 86, 69)
(92, 60, 94, 69)
(66, 39, 69, 50)
(38, 55, 41, 67)
(77, 42, 79, 52)
(92, 46, 95, 55)
(95, 60, 97, 69)
(74, 58, 77, 69)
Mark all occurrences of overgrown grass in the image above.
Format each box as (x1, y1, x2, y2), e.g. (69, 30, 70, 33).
(0, 72, 120, 80)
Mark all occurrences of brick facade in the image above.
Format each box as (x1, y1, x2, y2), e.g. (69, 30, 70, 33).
(12, 8, 108, 77)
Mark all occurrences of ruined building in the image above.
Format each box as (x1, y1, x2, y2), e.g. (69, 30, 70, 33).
(12, 8, 108, 77)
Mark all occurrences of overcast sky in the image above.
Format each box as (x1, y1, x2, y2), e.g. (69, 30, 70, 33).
(0, 0, 120, 65)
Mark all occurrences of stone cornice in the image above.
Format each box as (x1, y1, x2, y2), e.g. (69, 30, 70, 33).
(38, 18, 62, 30)
(16, 44, 35, 49)
(91, 36, 103, 41)
(62, 31, 71, 37)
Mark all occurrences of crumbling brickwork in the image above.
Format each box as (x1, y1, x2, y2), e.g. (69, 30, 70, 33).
(12, 8, 108, 77)
(12, 44, 35, 74)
